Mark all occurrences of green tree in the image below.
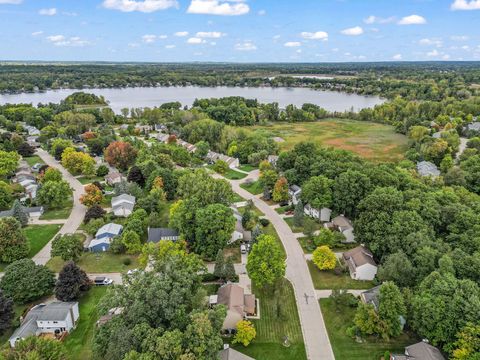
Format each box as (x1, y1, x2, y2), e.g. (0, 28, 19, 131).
(55, 261, 91, 302)
(40, 167, 62, 183)
(0, 150, 19, 176)
(301, 175, 333, 209)
(377, 251, 416, 288)
(452, 322, 480, 360)
(51, 234, 84, 262)
(0, 290, 13, 334)
(333, 170, 371, 218)
(378, 282, 406, 339)
(246, 234, 285, 288)
(233, 320, 256, 347)
(354, 302, 381, 336)
(213, 249, 225, 279)
(11, 200, 28, 227)
(272, 177, 289, 203)
(312, 246, 337, 270)
(0, 336, 68, 359)
(293, 200, 304, 227)
(122, 230, 142, 255)
(0, 217, 29, 263)
(37, 180, 72, 208)
(224, 257, 237, 282)
(0, 181, 12, 210)
(259, 169, 278, 192)
(213, 159, 229, 174)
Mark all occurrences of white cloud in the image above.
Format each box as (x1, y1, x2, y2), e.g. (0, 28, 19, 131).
(462, 45, 471, 50)
(142, 34, 157, 43)
(296, 49, 302, 54)
(341, 26, 364, 36)
(234, 41, 256, 51)
(102, 0, 178, 13)
(47, 35, 65, 42)
(419, 38, 443, 47)
(195, 31, 224, 38)
(159, 34, 168, 39)
(284, 41, 301, 47)
(427, 49, 440, 57)
(31, 31, 43, 36)
(392, 54, 402, 60)
(300, 31, 328, 41)
(39, 8, 57, 16)
(187, 37, 206, 44)
(398, 14, 426, 25)
(187, 0, 249, 16)
(174, 31, 189, 37)
(165, 44, 176, 49)
(451, 0, 480, 10)
(450, 35, 469, 41)
(47, 35, 90, 47)
(363, 15, 395, 24)
(258, 9, 266, 15)
(0, 0, 22, 4)
(443, 54, 451, 59)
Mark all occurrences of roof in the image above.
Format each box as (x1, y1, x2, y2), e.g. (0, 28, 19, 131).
(112, 202, 134, 213)
(105, 172, 125, 182)
(332, 215, 353, 230)
(0, 206, 43, 218)
(417, 161, 440, 177)
(343, 245, 376, 268)
(467, 122, 480, 131)
(289, 185, 301, 193)
(111, 194, 136, 206)
(217, 284, 245, 317)
(36, 302, 77, 321)
(361, 285, 381, 310)
(219, 348, 255, 360)
(89, 237, 112, 248)
(405, 341, 445, 360)
(147, 227, 179, 243)
(96, 223, 123, 237)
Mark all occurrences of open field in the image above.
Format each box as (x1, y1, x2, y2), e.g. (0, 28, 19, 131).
(240, 119, 408, 162)
(320, 297, 417, 359)
(308, 261, 375, 290)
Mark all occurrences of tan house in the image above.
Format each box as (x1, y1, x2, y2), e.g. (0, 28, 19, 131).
(342, 245, 377, 281)
(213, 284, 256, 331)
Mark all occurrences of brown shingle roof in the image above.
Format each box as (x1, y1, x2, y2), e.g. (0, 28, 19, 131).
(343, 245, 376, 267)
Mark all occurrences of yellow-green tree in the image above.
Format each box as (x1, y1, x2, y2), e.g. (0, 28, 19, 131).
(233, 320, 256, 347)
(272, 177, 289, 203)
(312, 245, 336, 270)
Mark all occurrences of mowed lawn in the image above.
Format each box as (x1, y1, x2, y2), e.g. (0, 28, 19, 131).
(24, 224, 61, 257)
(307, 261, 375, 290)
(47, 252, 141, 273)
(320, 298, 417, 359)
(39, 198, 74, 220)
(240, 119, 408, 162)
(233, 279, 307, 360)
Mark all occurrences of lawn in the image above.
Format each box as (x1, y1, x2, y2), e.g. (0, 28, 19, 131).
(47, 252, 140, 273)
(39, 199, 73, 220)
(232, 193, 245, 203)
(239, 119, 408, 163)
(232, 278, 307, 360)
(275, 205, 293, 215)
(240, 180, 263, 195)
(24, 224, 61, 257)
(24, 155, 44, 167)
(308, 261, 375, 290)
(224, 168, 248, 180)
(284, 217, 321, 234)
(238, 164, 257, 172)
(63, 287, 108, 360)
(77, 176, 104, 185)
(223, 246, 241, 263)
(320, 297, 417, 359)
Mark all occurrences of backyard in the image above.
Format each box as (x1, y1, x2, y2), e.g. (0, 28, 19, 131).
(308, 261, 375, 290)
(320, 297, 417, 359)
(239, 119, 408, 162)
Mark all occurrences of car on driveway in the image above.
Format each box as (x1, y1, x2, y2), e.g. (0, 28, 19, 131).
(94, 276, 113, 286)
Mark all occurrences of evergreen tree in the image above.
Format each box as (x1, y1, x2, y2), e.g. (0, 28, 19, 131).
(0, 290, 13, 334)
(55, 261, 91, 302)
(11, 200, 28, 227)
(293, 200, 304, 227)
(213, 249, 225, 279)
(224, 257, 237, 282)
(252, 224, 262, 244)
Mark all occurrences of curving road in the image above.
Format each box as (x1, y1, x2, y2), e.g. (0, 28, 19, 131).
(32, 149, 87, 265)
(217, 170, 335, 360)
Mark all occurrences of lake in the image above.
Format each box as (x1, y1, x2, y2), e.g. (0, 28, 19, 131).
(0, 86, 384, 113)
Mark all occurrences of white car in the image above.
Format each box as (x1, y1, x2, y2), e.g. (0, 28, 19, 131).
(240, 244, 247, 254)
(127, 269, 139, 276)
(94, 276, 113, 286)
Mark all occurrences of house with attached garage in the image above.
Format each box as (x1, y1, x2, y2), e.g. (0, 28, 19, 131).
(9, 302, 79, 347)
(360, 285, 406, 330)
(0, 206, 44, 220)
(342, 245, 377, 281)
(390, 340, 445, 360)
(288, 185, 302, 205)
(111, 193, 136, 217)
(304, 204, 332, 223)
(105, 172, 126, 186)
(324, 215, 355, 243)
(147, 227, 180, 243)
(89, 223, 123, 252)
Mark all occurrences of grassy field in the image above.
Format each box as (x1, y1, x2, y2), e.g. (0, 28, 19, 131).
(238, 164, 257, 172)
(77, 176, 104, 185)
(47, 253, 140, 273)
(240, 180, 263, 195)
(308, 261, 375, 290)
(39, 199, 73, 220)
(24, 224, 61, 257)
(63, 287, 108, 360)
(284, 217, 322, 234)
(240, 120, 408, 163)
(320, 297, 417, 359)
(24, 155, 44, 167)
(233, 279, 307, 360)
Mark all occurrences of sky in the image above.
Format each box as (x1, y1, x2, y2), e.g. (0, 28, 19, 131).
(0, 0, 479, 62)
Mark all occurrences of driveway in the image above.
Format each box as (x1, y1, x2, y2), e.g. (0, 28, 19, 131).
(32, 149, 87, 266)
(214, 174, 335, 360)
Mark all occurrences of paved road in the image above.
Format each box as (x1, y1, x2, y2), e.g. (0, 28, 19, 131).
(214, 171, 335, 360)
(32, 149, 87, 265)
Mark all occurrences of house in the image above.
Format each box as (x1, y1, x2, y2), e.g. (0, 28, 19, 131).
(24, 125, 40, 136)
(304, 204, 332, 223)
(147, 227, 180, 243)
(342, 245, 377, 281)
(0, 206, 44, 220)
(206, 151, 240, 169)
(156, 133, 170, 143)
(219, 345, 255, 360)
(111, 194, 136, 217)
(213, 284, 256, 331)
(267, 155, 279, 167)
(89, 223, 123, 252)
(230, 207, 251, 244)
(154, 124, 167, 132)
(288, 185, 302, 205)
(391, 341, 445, 360)
(9, 302, 79, 347)
(324, 215, 355, 243)
(105, 172, 126, 186)
(26, 136, 40, 148)
(24, 183, 38, 200)
(417, 161, 440, 178)
(466, 121, 480, 132)
(361, 286, 406, 330)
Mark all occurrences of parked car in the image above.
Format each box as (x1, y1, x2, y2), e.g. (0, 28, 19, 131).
(94, 276, 113, 286)
(240, 244, 247, 254)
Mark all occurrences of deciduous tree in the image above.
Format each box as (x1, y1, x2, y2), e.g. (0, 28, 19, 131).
(312, 245, 336, 270)
(104, 141, 137, 171)
(51, 234, 84, 262)
(0, 290, 13, 334)
(272, 177, 289, 203)
(246, 234, 285, 288)
(80, 184, 103, 207)
(55, 261, 91, 301)
(37, 180, 72, 208)
(0, 217, 29, 263)
(233, 320, 256, 347)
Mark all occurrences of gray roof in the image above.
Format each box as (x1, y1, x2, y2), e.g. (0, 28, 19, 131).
(467, 122, 480, 132)
(417, 161, 440, 177)
(147, 228, 179, 243)
(112, 202, 135, 212)
(361, 285, 381, 310)
(405, 341, 445, 360)
(36, 302, 76, 321)
(111, 193, 136, 205)
(289, 185, 301, 193)
(0, 206, 43, 218)
(219, 348, 255, 360)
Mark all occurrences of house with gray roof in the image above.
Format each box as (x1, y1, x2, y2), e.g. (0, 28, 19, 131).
(9, 302, 79, 347)
(89, 223, 123, 252)
(417, 161, 440, 178)
(391, 341, 445, 360)
(147, 227, 180, 243)
(111, 193, 136, 217)
(343, 245, 377, 281)
(219, 346, 255, 360)
(0, 206, 44, 220)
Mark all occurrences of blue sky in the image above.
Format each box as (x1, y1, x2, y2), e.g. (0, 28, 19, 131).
(0, 0, 479, 62)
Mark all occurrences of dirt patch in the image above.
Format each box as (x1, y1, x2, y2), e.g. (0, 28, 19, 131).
(323, 138, 375, 158)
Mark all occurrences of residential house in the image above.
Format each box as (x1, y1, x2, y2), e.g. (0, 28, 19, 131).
(0, 206, 44, 220)
(111, 193, 136, 217)
(361, 286, 406, 330)
(288, 185, 302, 205)
(206, 151, 240, 169)
(219, 345, 255, 360)
(156, 133, 170, 143)
(213, 284, 257, 331)
(466, 121, 480, 133)
(26, 136, 40, 148)
(391, 341, 445, 360)
(342, 245, 378, 281)
(24, 125, 40, 136)
(417, 161, 440, 178)
(324, 215, 355, 243)
(154, 124, 167, 132)
(230, 207, 252, 244)
(105, 172, 126, 186)
(267, 155, 279, 167)
(304, 204, 332, 223)
(147, 227, 180, 243)
(89, 223, 123, 252)
(9, 302, 79, 347)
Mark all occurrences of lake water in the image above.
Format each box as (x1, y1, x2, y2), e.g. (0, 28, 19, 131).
(0, 86, 384, 113)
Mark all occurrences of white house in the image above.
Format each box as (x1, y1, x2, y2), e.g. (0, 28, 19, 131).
(111, 194, 136, 217)
(9, 302, 79, 347)
(288, 185, 302, 205)
(304, 204, 332, 223)
(342, 245, 377, 281)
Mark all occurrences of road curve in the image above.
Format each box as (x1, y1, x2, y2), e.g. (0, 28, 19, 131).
(32, 149, 87, 265)
(217, 171, 335, 360)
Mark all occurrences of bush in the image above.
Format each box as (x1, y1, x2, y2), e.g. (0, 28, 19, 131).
(259, 218, 270, 227)
(84, 205, 106, 223)
(201, 273, 219, 282)
(96, 165, 109, 177)
(122, 257, 131, 266)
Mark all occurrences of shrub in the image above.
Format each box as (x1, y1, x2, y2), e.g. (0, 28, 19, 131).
(96, 165, 109, 177)
(122, 257, 132, 266)
(259, 218, 270, 227)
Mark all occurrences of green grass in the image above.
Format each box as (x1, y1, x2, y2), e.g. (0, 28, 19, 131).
(224, 168, 248, 180)
(284, 217, 321, 234)
(232, 193, 245, 203)
(307, 261, 375, 290)
(39, 199, 73, 220)
(232, 278, 306, 360)
(275, 205, 293, 215)
(77, 176, 104, 185)
(24, 224, 61, 257)
(24, 155, 44, 167)
(238, 164, 257, 172)
(63, 287, 108, 360)
(240, 180, 263, 195)
(239, 119, 408, 163)
(320, 297, 417, 359)
(47, 253, 140, 273)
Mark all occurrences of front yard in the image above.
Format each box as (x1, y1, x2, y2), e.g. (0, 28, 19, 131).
(39, 198, 74, 220)
(284, 217, 322, 234)
(47, 252, 140, 273)
(320, 297, 417, 359)
(307, 261, 375, 290)
(77, 176, 104, 185)
(24, 224, 61, 257)
(240, 180, 263, 195)
(24, 155, 44, 167)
